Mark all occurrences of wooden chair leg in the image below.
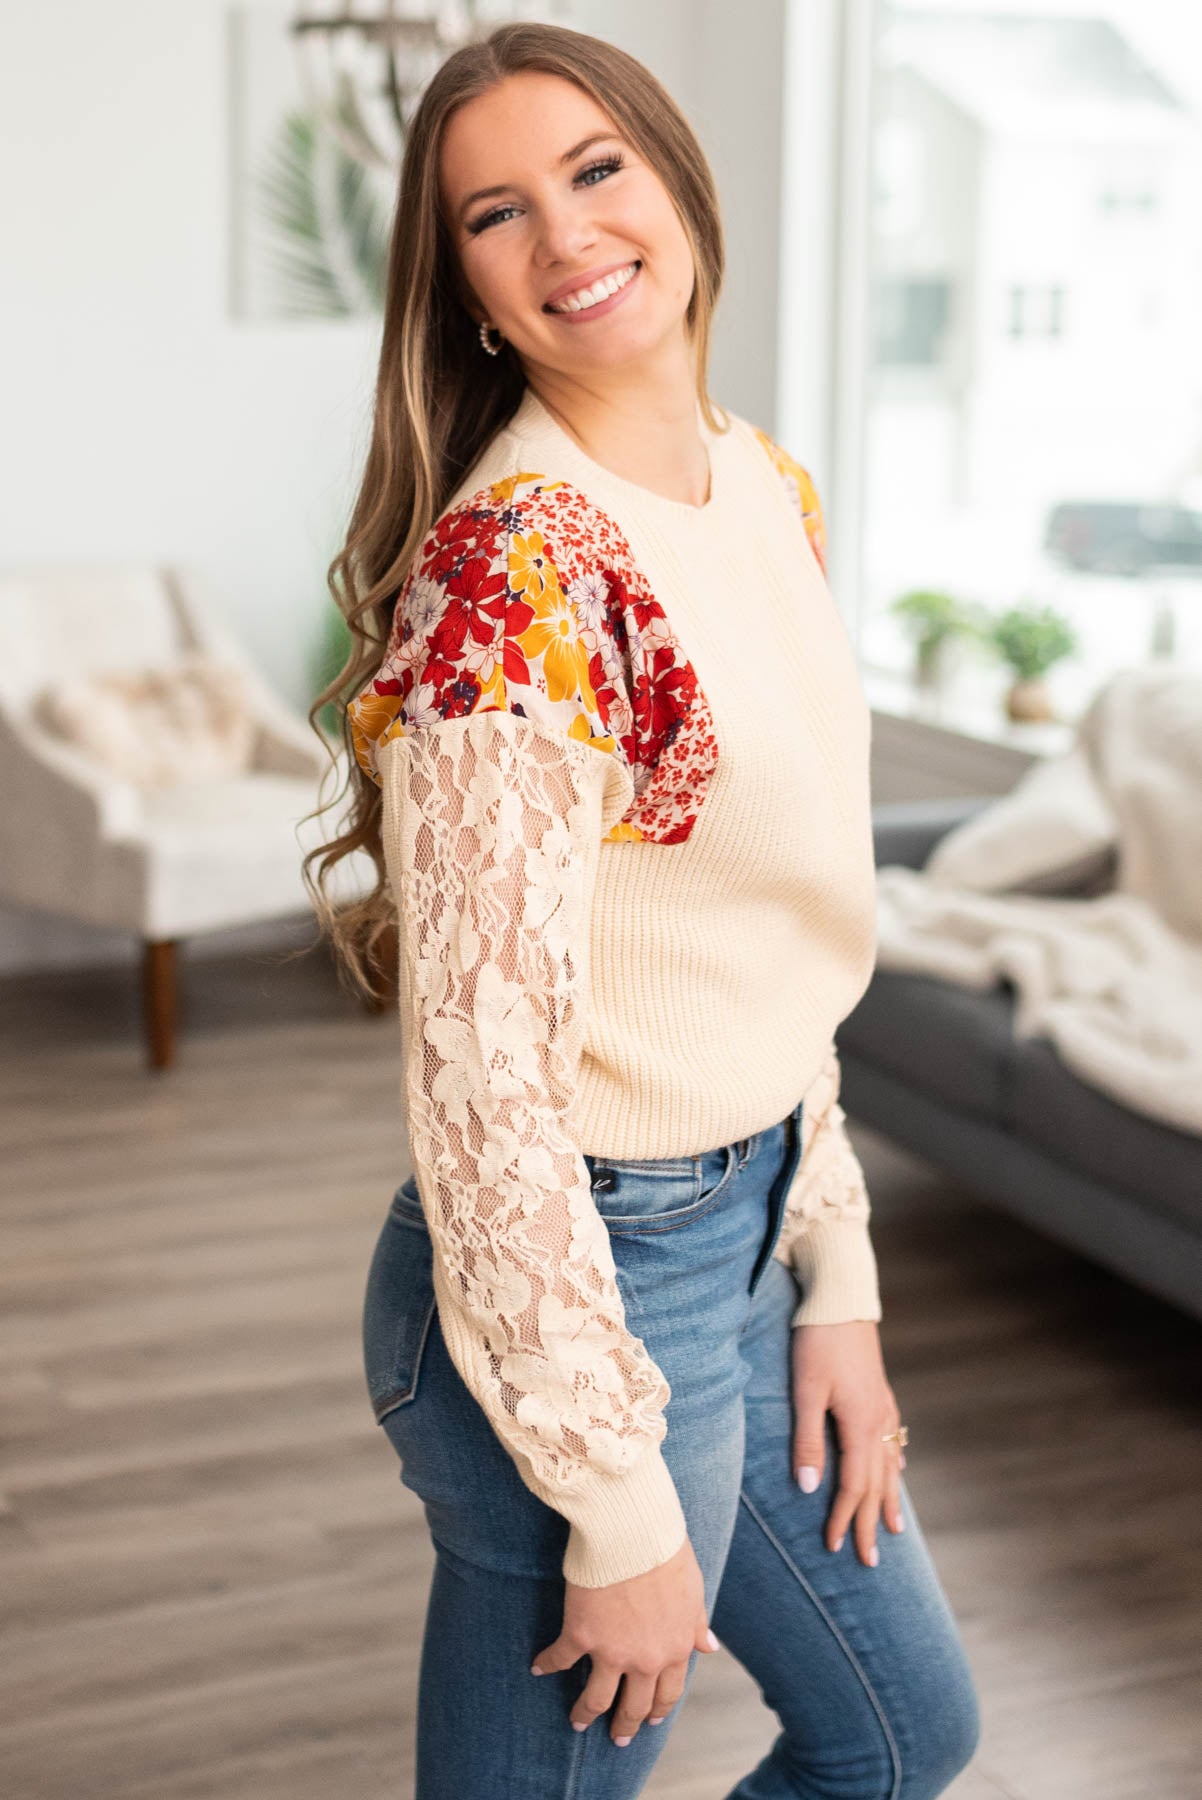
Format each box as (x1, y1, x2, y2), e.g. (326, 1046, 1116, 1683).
(143, 938, 179, 1070)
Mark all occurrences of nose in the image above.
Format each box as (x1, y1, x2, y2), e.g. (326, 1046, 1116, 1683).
(532, 195, 598, 270)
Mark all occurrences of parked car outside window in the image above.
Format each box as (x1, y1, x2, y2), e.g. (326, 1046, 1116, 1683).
(1044, 501, 1202, 578)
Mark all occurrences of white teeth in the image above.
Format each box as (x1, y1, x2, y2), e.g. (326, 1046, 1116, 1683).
(549, 262, 638, 313)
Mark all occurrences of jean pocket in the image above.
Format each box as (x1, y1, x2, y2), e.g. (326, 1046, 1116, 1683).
(362, 1197, 438, 1425)
(583, 1141, 739, 1235)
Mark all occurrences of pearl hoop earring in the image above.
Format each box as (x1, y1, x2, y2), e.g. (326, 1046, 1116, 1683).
(479, 319, 504, 356)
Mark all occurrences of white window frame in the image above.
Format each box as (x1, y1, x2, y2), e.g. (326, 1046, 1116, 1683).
(778, 0, 1080, 771)
(777, 0, 881, 658)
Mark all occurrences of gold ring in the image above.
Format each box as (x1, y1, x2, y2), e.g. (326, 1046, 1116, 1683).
(882, 1425, 909, 1447)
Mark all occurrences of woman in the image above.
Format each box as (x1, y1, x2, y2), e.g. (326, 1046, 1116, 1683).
(307, 20, 981, 1799)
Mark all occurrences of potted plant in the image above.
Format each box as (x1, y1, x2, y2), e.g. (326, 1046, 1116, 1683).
(888, 589, 978, 694)
(986, 603, 1078, 722)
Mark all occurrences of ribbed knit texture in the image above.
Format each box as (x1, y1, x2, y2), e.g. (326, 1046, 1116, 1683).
(348, 385, 882, 1588)
(504, 389, 879, 1156)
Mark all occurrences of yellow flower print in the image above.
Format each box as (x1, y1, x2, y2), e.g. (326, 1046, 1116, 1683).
(752, 426, 828, 577)
(510, 529, 559, 603)
(489, 470, 566, 508)
(347, 687, 404, 775)
(518, 573, 593, 705)
(794, 465, 827, 573)
(566, 711, 618, 757)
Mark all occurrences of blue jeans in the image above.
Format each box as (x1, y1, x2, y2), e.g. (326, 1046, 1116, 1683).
(362, 1101, 981, 1798)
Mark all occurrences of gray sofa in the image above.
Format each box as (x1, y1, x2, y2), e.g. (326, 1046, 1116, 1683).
(836, 796, 1202, 1323)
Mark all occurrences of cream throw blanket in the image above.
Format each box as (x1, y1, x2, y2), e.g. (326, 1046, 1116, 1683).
(874, 668, 1202, 1136)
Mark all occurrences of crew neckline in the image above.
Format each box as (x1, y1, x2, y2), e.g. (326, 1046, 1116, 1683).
(506, 384, 725, 519)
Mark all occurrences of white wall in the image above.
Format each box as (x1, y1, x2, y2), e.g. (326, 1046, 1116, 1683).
(1, 2, 382, 710)
(575, 0, 790, 426)
(1, 0, 791, 973)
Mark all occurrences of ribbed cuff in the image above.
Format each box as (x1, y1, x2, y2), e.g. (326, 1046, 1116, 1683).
(789, 1215, 883, 1326)
(559, 1438, 690, 1588)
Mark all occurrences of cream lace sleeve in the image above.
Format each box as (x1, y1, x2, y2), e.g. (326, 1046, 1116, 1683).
(377, 707, 689, 1589)
(773, 1042, 883, 1326)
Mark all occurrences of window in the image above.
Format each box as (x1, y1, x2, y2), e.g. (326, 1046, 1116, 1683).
(875, 277, 953, 365)
(1008, 285, 1065, 341)
(1100, 184, 1159, 214)
(843, 1, 1202, 723)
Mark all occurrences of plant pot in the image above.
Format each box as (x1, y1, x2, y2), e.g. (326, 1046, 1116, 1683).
(1005, 676, 1054, 723)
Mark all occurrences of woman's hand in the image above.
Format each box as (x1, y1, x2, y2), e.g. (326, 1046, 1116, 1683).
(530, 1535, 718, 1746)
(791, 1320, 906, 1566)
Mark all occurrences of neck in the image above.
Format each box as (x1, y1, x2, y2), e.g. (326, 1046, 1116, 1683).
(521, 348, 712, 509)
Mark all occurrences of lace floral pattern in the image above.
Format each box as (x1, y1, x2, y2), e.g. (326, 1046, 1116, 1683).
(380, 707, 680, 1504)
(773, 1041, 882, 1325)
(776, 1043, 870, 1248)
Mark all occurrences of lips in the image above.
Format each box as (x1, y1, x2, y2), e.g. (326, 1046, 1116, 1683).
(542, 259, 641, 311)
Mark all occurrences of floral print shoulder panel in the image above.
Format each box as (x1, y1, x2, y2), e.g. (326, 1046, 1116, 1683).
(347, 471, 720, 846)
(751, 427, 828, 577)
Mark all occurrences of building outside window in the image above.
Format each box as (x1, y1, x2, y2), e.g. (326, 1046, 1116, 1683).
(846, 1, 1202, 730)
(1007, 284, 1064, 340)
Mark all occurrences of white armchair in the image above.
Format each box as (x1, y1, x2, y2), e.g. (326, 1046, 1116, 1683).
(0, 562, 376, 1068)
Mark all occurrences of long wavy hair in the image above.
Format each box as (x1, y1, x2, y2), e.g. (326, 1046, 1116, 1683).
(299, 18, 727, 1004)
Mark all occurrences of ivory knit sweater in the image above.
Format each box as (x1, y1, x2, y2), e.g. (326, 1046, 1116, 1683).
(348, 383, 882, 1590)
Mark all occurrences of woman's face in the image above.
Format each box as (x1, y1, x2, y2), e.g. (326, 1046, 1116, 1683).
(439, 70, 697, 380)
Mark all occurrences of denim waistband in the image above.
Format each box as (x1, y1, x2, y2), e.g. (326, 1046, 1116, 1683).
(734, 1094, 805, 1164)
(586, 1094, 804, 1174)
(391, 1096, 806, 1218)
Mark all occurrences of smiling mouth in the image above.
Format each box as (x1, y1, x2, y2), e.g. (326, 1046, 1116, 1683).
(543, 260, 642, 314)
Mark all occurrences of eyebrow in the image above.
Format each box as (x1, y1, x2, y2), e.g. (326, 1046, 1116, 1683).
(456, 132, 623, 222)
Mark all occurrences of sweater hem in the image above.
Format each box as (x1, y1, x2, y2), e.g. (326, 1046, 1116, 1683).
(789, 1216, 883, 1325)
(558, 1440, 690, 1588)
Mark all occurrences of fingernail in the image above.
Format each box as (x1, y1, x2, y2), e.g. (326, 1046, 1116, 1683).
(614, 1736, 632, 1748)
(649, 1715, 666, 1726)
(832, 1534, 844, 1552)
(706, 1627, 720, 1650)
(867, 1545, 880, 1567)
(572, 1721, 588, 1732)
(900, 1453, 907, 1468)
(895, 1515, 906, 1532)
(530, 1664, 545, 1676)
(797, 1465, 820, 1492)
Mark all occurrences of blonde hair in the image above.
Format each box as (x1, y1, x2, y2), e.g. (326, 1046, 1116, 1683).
(299, 18, 726, 1002)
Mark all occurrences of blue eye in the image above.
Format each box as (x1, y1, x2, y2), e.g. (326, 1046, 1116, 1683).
(577, 154, 625, 187)
(466, 153, 627, 235)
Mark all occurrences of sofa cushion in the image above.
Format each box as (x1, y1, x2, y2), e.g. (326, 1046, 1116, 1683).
(31, 654, 256, 785)
(1010, 1038, 1202, 1232)
(925, 742, 1118, 897)
(839, 968, 1018, 1121)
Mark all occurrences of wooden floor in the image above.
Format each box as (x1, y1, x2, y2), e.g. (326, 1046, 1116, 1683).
(2, 935, 1200, 1800)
